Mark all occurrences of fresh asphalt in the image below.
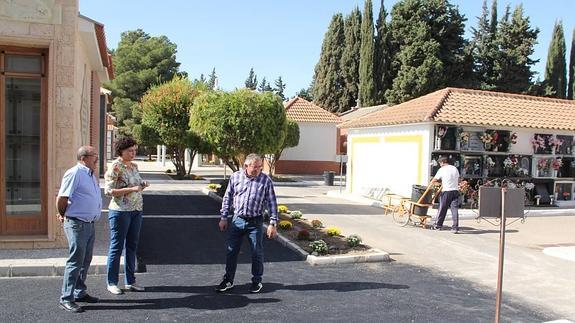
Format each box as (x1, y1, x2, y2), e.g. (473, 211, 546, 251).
(0, 192, 561, 322)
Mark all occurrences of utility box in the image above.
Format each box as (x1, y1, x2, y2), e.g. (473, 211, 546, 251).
(479, 187, 525, 218)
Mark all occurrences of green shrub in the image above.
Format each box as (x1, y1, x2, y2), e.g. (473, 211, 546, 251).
(207, 183, 220, 190)
(165, 169, 173, 173)
(311, 219, 323, 228)
(278, 205, 289, 213)
(346, 234, 362, 248)
(297, 229, 310, 240)
(326, 227, 341, 237)
(290, 210, 303, 219)
(278, 220, 292, 230)
(309, 240, 328, 255)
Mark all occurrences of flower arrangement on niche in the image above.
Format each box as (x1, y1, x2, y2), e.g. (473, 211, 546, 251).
(537, 158, 550, 170)
(551, 158, 562, 170)
(486, 156, 496, 169)
(437, 126, 448, 138)
(459, 131, 470, 143)
(531, 135, 546, 150)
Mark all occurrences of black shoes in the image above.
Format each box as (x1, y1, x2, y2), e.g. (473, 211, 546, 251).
(75, 294, 99, 303)
(59, 301, 83, 313)
(249, 282, 263, 293)
(215, 280, 234, 292)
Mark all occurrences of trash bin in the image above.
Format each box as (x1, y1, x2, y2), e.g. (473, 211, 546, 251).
(323, 171, 335, 186)
(411, 185, 431, 216)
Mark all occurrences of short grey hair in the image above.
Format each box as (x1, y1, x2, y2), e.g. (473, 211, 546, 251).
(244, 153, 263, 166)
(77, 146, 94, 160)
(438, 156, 449, 164)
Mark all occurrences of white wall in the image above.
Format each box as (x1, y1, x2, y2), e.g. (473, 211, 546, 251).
(281, 122, 338, 161)
(346, 123, 433, 197)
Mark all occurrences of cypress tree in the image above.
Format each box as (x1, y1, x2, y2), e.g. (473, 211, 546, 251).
(374, 0, 392, 103)
(495, 5, 539, 94)
(274, 76, 286, 101)
(359, 0, 376, 107)
(471, 0, 499, 90)
(569, 28, 575, 99)
(312, 13, 345, 112)
(544, 21, 567, 98)
(340, 7, 362, 112)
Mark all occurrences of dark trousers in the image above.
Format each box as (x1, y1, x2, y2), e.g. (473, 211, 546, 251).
(224, 216, 264, 284)
(435, 190, 460, 229)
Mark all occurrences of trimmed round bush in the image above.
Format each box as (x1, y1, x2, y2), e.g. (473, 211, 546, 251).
(311, 219, 323, 228)
(326, 227, 341, 237)
(278, 220, 292, 230)
(346, 234, 362, 248)
(278, 205, 289, 213)
(290, 210, 303, 219)
(297, 229, 310, 240)
(309, 240, 328, 255)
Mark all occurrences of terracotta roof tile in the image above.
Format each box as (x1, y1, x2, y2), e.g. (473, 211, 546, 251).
(339, 87, 575, 131)
(284, 97, 341, 123)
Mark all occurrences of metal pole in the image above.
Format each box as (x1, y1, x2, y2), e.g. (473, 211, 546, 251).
(339, 157, 343, 193)
(495, 188, 507, 323)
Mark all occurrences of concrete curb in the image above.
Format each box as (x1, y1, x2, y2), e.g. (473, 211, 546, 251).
(0, 256, 124, 278)
(201, 187, 392, 266)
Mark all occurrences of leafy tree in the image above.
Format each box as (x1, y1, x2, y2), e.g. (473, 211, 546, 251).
(140, 77, 206, 177)
(470, 0, 500, 89)
(569, 28, 575, 99)
(340, 7, 362, 112)
(386, 0, 469, 103)
(313, 13, 345, 112)
(245, 68, 258, 90)
(359, 0, 376, 107)
(131, 124, 161, 160)
(494, 5, 539, 94)
(268, 119, 300, 175)
(274, 76, 286, 100)
(190, 89, 287, 171)
(544, 21, 567, 98)
(374, 0, 392, 102)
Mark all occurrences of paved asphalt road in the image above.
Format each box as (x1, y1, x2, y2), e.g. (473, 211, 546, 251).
(0, 261, 554, 322)
(0, 192, 563, 322)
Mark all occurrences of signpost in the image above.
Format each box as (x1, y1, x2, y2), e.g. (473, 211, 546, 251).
(478, 186, 525, 323)
(336, 154, 348, 193)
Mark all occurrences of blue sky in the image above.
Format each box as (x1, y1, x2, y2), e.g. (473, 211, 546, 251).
(80, 1, 575, 98)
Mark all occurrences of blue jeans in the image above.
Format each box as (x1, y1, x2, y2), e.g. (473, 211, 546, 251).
(61, 218, 95, 302)
(107, 209, 143, 286)
(224, 216, 264, 284)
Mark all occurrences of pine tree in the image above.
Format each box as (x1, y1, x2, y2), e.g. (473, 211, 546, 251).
(471, 0, 500, 89)
(207, 68, 217, 90)
(339, 7, 362, 112)
(258, 77, 272, 92)
(569, 28, 575, 99)
(312, 13, 345, 112)
(374, 0, 392, 103)
(274, 76, 286, 100)
(544, 21, 567, 98)
(245, 68, 258, 90)
(359, 0, 376, 107)
(495, 5, 539, 94)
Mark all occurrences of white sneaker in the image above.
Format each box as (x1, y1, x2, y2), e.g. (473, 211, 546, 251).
(107, 284, 123, 295)
(125, 283, 145, 292)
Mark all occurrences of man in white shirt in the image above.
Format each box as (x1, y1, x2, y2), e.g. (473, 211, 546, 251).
(431, 156, 461, 233)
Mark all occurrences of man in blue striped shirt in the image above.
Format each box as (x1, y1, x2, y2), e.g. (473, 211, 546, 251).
(216, 153, 278, 294)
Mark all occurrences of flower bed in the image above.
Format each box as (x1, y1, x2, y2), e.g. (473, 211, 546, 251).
(276, 211, 371, 256)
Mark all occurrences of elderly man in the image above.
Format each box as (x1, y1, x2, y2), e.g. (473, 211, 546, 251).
(57, 146, 102, 313)
(216, 153, 278, 294)
(431, 156, 461, 233)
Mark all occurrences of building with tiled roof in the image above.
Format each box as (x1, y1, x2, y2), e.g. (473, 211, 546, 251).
(344, 87, 575, 207)
(273, 98, 342, 175)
